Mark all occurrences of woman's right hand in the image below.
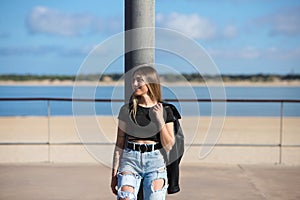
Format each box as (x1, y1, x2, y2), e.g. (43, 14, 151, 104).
(111, 175, 118, 195)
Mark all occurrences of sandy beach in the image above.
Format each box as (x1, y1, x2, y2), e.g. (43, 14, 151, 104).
(0, 116, 299, 165)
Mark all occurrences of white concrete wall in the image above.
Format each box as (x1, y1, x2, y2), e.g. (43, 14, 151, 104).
(0, 116, 299, 165)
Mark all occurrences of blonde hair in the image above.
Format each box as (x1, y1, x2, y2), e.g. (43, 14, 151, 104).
(130, 65, 162, 121)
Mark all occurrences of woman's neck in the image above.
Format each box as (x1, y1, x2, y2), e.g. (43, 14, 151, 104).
(138, 95, 157, 107)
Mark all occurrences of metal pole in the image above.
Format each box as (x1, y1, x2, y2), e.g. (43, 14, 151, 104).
(47, 100, 51, 163)
(124, 0, 155, 102)
(279, 101, 284, 164)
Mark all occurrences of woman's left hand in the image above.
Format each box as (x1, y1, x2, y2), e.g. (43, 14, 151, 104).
(152, 103, 165, 126)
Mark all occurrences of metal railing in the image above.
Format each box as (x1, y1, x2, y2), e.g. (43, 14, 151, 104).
(0, 97, 299, 163)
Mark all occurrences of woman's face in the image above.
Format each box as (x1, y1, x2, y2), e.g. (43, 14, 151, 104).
(132, 72, 148, 96)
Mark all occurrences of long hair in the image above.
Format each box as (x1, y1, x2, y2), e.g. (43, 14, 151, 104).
(130, 65, 162, 121)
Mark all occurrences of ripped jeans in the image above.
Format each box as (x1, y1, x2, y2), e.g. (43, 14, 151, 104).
(117, 147, 167, 200)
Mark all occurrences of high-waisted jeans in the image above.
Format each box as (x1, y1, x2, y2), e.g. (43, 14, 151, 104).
(117, 147, 167, 200)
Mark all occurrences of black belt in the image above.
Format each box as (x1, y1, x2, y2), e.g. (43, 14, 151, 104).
(127, 142, 162, 153)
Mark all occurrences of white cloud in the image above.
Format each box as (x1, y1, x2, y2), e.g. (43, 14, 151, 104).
(26, 6, 121, 37)
(256, 6, 300, 36)
(239, 46, 261, 59)
(0, 45, 60, 56)
(209, 46, 300, 61)
(0, 45, 96, 57)
(222, 25, 238, 38)
(156, 12, 216, 40)
(26, 6, 92, 36)
(209, 47, 259, 59)
(264, 47, 300, 60)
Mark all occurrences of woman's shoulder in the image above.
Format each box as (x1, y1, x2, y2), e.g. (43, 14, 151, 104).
(119, 103, 131, 112)
(162, 102, 181, 120)
(118, 104, 132, 116)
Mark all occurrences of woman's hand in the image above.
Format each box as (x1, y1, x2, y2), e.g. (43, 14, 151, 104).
(111, 175, 118, 195)
(152, 103, 165, 127)
(153, 103, 175, 151)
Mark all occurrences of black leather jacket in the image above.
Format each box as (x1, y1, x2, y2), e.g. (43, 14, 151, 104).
(137, 103, 184, 198)
(163, 102, 184, 194)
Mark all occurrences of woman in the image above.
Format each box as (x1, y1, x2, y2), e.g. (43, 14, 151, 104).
(111, 65, 176, 200)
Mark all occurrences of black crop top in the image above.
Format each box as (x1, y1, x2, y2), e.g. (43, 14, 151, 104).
(118, 104, 176, 142)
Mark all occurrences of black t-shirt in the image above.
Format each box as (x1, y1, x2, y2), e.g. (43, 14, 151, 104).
(118, 104, 176, 141)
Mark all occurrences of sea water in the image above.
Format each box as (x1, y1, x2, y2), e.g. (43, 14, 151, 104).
(0, 85, 299, 116)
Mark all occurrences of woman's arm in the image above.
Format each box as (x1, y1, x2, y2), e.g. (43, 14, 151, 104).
(160, 122, 175, 152)
(153, 103, 175, 152)
(111, 120, 126, 195)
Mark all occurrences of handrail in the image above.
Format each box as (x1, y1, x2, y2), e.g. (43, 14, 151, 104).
(0, 97, 299, 103)
(0, 97, 299, 164)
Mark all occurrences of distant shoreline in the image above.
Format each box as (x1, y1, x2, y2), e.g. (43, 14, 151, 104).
(0, 80, 300, 87)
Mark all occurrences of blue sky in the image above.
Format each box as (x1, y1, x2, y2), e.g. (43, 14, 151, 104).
(0, 0, 300, 75)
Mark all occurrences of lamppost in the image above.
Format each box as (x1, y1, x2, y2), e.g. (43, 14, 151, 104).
(124, 0, 155, 102)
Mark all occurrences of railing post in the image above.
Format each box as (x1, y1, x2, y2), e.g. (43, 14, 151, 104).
(279, 101, 284, 164)
(47, 100, 51, 163)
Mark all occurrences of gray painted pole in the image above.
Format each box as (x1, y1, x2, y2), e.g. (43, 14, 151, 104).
(124, 0, 155, 102)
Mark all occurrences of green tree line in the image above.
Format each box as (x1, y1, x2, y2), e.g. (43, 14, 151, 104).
(0, 73, 299, 82)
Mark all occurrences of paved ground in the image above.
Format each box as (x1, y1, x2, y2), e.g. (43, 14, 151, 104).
(0, 163, 299, 200)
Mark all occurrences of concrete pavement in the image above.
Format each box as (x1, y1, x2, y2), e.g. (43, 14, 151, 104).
(0, 163, 299, 200)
